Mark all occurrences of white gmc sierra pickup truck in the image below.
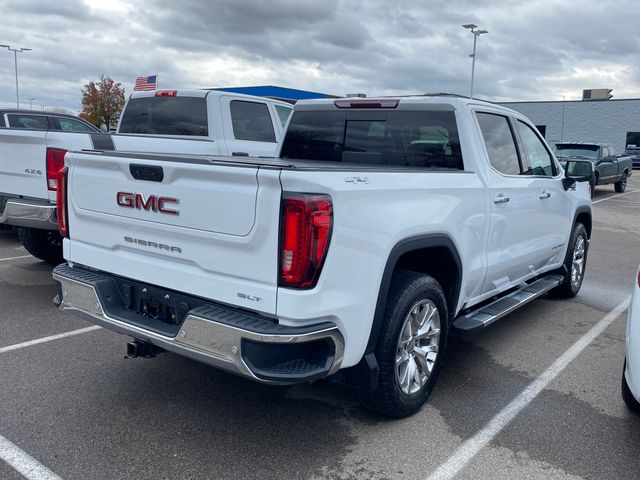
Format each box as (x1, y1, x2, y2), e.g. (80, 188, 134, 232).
(53, 95, 593, 417)
(0, 92, 292, 262)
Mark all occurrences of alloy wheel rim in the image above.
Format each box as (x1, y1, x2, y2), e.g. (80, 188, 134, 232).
(395, 299, 441, 395)
(571, 235, 586, 288)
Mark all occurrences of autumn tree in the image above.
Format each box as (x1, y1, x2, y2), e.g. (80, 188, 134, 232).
(80, 75, 125, 130)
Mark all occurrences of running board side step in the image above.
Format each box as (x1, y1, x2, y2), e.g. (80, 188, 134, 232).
(452, 274, 564, 334)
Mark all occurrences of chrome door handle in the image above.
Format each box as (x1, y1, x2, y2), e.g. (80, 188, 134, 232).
(493, 195, 510, 204)
(538, 192, 551, 199)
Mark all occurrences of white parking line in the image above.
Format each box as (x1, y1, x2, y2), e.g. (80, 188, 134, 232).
(0, 255, 32, 262)
(0, 433, 63, 480)
(599, 199, 640, 205)
(427, 297, 630, 480)
(0, 326, 101, 355)
(592, 189, 640, 204)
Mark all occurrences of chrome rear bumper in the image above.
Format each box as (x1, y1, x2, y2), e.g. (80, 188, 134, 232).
(53, 264, 344, 384)
(0, 196, 57, 229)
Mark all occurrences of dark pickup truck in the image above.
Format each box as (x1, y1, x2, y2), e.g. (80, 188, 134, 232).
(554, 142, 632, 194)
(623, 145, 640, 168)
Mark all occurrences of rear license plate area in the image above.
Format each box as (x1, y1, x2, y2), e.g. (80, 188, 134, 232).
(116, 281, 195, 332)
(134, 285, 180, 325)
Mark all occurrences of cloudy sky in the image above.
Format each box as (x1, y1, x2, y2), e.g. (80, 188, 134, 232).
(0, 0, 638, 112)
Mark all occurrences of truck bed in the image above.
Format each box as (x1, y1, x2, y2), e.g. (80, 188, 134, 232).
(74, 149, 462, 172)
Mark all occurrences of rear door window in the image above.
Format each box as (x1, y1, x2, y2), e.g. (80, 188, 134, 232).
(119, 97, 208, 136)
(230, 101, 276, 142)
(476, 112, 521, 175)
(281, 109, 463, 169)
(7, 114, 50, 130)
(54, 117, 98, 133)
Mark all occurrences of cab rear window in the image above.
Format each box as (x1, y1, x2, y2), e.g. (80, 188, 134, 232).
(7, 114, 49, 130)
(119, 97, 208, 136)
(280, 109, 463, 170)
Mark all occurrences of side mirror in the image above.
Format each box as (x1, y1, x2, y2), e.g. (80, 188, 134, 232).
(563, 160, 594, 190)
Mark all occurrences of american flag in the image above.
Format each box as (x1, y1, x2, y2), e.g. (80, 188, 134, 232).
(134, 75, 157, 91)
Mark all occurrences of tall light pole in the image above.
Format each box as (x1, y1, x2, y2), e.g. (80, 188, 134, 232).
(29, 97, 36, 109)
(560, 95, 566, 145)
(462, 24, 488, 98)
(0, 45, 32, 108)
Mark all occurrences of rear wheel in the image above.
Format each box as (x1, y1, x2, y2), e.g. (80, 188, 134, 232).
(614, 171, 629, 193)
(622, 361, 640, 413)
(552, 223, 588, 298)
(362, 270, 448, 418)
(17, 227, 63, 264)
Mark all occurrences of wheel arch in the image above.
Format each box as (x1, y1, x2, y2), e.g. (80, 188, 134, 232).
(366, 234, 462, 353)
(574, 206, 592, 239)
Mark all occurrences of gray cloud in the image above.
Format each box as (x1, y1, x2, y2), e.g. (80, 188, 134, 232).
(6, 0, 92, 20)
(0, 0, 638, 112)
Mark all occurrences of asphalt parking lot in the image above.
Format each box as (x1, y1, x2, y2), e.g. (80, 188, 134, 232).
(1, 178, 640, 480)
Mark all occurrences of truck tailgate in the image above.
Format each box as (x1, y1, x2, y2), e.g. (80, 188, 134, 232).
(64, 151, 282, 314)
(0, 129, 49, 199)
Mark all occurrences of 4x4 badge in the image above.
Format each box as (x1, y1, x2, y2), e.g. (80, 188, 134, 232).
(344, 176, 369, 184)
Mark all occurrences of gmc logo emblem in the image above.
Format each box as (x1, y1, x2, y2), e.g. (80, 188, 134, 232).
(116, 191, 180, 215)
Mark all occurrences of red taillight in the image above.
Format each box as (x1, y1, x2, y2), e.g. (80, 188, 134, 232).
(279, 193, 333, 289)
(155, 90, 177, 97)
(46, 148, 67, 191)
(56, 167, 69, 238)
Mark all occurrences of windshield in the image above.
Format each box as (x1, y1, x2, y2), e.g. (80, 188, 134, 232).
(553, 144, 599, 160)
(119, 96, 208, 136)
(281, 109, 463, 170)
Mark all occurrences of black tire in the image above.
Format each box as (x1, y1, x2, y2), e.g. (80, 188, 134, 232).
(622, 361, 640, 413)
(614, 171, 628, 193)
(16, 227, 63, 264)
(362, 270, 448, 418)
(552, 223, 588, 298)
